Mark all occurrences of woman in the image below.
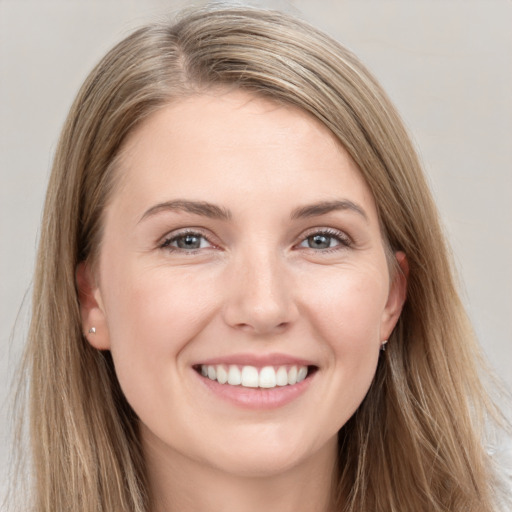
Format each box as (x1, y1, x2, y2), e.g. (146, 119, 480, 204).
(12, 5, 510, 511)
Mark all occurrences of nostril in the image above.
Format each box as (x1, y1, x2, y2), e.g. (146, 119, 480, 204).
(221, 277, 298, 334)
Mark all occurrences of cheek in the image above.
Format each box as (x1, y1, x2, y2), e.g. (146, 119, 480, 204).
(104, 260, 216, 344)
(302, 266, 387, 413)
(100, 264, 220, 399)
(306, 265, 388, 349)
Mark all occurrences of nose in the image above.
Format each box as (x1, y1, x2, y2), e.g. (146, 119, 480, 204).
(222, 248, 298, 335)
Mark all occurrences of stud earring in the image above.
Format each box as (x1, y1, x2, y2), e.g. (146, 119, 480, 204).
(88, 327, 96, 334)
(380, 339, 388, 351)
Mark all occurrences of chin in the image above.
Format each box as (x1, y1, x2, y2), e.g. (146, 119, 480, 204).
(202, 429, 336, 478)
(210, 450, 307, 478)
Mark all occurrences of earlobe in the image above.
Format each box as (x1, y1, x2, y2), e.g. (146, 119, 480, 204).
(380, 251, 408, 341)
(76, 262, 111, 350)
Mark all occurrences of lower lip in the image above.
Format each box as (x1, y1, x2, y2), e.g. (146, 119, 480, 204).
(195, 370, 314, 410)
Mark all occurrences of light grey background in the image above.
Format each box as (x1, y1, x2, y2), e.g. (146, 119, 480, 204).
(1, 0, 511, 499)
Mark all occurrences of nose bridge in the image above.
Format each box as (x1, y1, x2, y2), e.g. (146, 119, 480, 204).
(223, 243, 296, 334)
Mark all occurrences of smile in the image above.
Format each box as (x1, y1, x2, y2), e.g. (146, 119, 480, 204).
(193, 358, 318, 409)
(198, 364, 310, 389)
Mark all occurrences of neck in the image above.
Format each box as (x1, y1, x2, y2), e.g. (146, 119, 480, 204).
(142, 428, 338, 512)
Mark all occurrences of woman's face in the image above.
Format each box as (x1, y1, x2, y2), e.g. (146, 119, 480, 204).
(79, 90, 406, 477)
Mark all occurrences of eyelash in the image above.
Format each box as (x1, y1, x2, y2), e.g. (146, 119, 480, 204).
(296, 228, 352, 253)
(159, 228, 352, 254)
(159, 229, 215, 254)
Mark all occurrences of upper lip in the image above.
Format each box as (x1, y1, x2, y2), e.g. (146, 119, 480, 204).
(194, 353, 317, 368)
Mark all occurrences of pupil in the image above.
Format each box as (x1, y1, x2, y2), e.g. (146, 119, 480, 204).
(178, 235, 200, 249)
(309, 234, 330, 249)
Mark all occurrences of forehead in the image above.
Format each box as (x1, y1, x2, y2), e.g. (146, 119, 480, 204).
(108, 89, 377, 222)
(120, 89, 342, 164)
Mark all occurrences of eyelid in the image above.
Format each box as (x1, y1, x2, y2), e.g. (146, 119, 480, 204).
(158, 227, 218, 251)
(157, 226, 353, 253)
(294, 227, 353, 250)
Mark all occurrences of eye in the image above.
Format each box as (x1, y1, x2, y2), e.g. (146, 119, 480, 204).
(297, 229, 351, 251)
(160, 231, 213, 252)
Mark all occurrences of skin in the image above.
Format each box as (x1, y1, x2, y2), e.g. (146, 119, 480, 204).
(78, 90, 407, 512)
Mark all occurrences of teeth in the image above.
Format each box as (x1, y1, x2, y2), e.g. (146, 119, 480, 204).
(259, 366, 276, 388)
(241, 366, 259, 388)
(276, 366, 288, 386)
(216, 365, 228, 384)
(227, 365, 241, 385)
(297, 366, 308, 383)
(199, 364, 310, 389)
(288, 365, 297, 385)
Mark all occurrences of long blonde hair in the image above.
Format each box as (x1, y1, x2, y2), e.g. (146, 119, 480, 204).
(14, 5, 508, 511)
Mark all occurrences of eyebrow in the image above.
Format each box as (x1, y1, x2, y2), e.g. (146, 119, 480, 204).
(139, 198, 367, 224)
(290, 200, 368, 221)
(139, 200, 232, 223)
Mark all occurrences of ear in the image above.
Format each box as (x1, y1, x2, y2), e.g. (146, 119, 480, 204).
(76, 262, 111, 350)
(380, 251, 408, 341)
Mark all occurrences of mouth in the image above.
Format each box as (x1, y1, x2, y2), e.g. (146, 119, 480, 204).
(193, 364, 318, 389)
